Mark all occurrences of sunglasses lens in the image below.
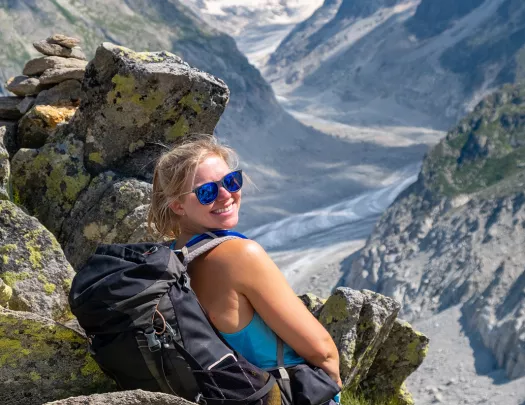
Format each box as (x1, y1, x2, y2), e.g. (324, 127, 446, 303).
(224, 171, 243, 193)
(195, 182, 219, 205)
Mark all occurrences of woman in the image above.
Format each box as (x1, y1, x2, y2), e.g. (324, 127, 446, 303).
(148, 134, 342, 391)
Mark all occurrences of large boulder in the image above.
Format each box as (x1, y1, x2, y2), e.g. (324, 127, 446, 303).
(44, 390, 192, 405)
(0, 121, 18, 157)
(10, 134, 91, 236)
(0, 200, 75, 321)
(61, 175, 152, 269)
(70, 42, 229, 176)
(0, 308, 114, 405)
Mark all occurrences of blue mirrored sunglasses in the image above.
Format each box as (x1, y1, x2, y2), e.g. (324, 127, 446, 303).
(180, 170, 243, 205)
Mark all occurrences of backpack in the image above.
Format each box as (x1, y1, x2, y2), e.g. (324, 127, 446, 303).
(69, 230, 340, 405)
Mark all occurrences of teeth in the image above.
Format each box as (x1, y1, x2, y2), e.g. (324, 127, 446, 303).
(213, 205, 232, 214)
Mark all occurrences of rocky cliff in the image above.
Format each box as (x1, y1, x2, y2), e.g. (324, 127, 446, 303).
(265, 0, 525, 127)
(344, 82, 525, 380)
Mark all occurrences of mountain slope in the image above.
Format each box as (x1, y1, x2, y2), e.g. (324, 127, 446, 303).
(0, 0, 372, 229)
(344, 83, 525, 379)
(265, 0, 525, 127)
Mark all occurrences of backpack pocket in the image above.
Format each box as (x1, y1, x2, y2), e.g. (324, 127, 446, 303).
(287, 364, 340, 405)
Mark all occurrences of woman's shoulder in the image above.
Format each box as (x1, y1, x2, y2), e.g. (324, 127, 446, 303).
(208, 237, 266, 262)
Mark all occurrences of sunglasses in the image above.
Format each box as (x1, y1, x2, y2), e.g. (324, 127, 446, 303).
(180, 170, 243, 205)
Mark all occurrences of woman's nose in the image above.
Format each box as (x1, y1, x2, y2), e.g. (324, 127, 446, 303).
(217, 184, 232, 200)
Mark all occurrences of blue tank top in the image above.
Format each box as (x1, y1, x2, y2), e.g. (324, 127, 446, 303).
(220, 312, 305, 369)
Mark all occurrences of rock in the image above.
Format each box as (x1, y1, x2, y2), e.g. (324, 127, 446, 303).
(0, 200, 75, 320)
(11, 134, 91, 236)
(318, 288, 364, 386)
(47, 33, 81, 49)
(33, 40, 87, 60)
(0, 120, 18, 157)
(0, 308, 114, 404)
(0, 127, 9, 200)
(44, 390, 191, 405)
(34, 79, 82, 107)
(5, 75, 43, 96)
(349, 290, 401, 388)
(70, 42, 229, 176)
(17, 105, 78, 148)
(299, 292, 326, 318)
(17, 96, 35, 114)
(61, 175, 151, 269)
(0, 278, 12, 306)
(39, 67, 86, 85)
(23, 56, 87, 77)
(0, 97, 24, 120)
(360, 318, 429, 400)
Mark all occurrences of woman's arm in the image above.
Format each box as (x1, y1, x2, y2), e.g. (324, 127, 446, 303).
(209, 239, 342, 387)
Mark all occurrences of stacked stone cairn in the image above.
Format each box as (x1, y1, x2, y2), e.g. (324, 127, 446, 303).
(0, 37, 429, 405)
(1, 34, 86, 154)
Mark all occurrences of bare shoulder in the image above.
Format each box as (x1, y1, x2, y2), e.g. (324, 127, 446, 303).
(205, 238, 267, 265)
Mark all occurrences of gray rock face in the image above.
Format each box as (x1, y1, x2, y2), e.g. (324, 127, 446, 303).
(345, 84, 525, 379)
(23, 56, 87, 76)
(70, 42, 229, 176)
(39, 67, 86, 85)
(0, 121, 18, 157)
(33, 40, 87, 60)
(0, 97, 24, 120)
(0, 308, 115, 405)
(44, 390, 192, 405)
(0, 200, 75, 321)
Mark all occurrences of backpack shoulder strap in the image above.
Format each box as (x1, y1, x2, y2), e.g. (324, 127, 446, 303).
(179, 230, 248, 266)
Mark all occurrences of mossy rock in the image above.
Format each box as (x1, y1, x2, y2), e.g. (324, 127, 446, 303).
(43, 389, 192, 405)
(0, 126, 10, 201)
(10, 134, 91, 236)
(0, 200, 74, 321)
(0, 308, 115, 404)
(70, 42, 230, 177)
(360, 319, 429, 401)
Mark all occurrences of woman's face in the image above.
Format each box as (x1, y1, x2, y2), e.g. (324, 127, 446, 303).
(174, 155, 241, 234)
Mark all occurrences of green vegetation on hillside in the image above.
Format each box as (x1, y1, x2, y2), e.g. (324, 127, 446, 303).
(421, 83, 525, 197)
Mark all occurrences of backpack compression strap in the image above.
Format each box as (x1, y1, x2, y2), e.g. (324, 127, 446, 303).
(175, 230, 248, 267)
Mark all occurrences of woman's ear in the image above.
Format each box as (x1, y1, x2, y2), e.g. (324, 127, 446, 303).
(169, 200, 185, 216)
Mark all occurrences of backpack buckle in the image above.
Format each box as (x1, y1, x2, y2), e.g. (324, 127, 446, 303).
(145, 330, 161, 352)
(195, 393, 207, 405)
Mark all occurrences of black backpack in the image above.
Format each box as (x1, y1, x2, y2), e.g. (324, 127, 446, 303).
(69, 230, 340, 405)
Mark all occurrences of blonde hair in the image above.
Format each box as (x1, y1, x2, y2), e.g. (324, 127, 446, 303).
(147, 134, 238, 239)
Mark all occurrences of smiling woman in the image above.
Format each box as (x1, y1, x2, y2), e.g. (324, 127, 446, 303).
(147, 133, 342, 402)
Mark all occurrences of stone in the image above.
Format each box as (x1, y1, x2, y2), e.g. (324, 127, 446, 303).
(0, 200, 75, 320)
(17, 96, 35, 114)
(44, 390, 192, 405)
(0, 127, 9, 200)
(70, 42, 229, 176)
(61, 175, 151, 269)
(33, 40, 87, 60)
(0, 97, 24, 120)
(0, 120, 18, 158)
(299, 292, 326, 318)
(349, 290, 401, 387)
(10, 134, 91, 236)
(47, 33, 81, 48)
(318, 288, 364, 386)
(5, 75, 42, 96)
(39, 67, 86, 85)
(35, 79, 82, 107)
(0, 278, 12, 306)
(23, 56, 87, 77)
(360, 318, 429, 400)
(0, 308, 115, 404)
(17, 105, 78, 148)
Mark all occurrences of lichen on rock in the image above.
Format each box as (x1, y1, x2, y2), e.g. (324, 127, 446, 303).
(0, 200, 74, 320)
(0, 308, 115, 404)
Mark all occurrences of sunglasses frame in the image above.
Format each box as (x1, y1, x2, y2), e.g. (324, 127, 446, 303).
(179, 170, 243, 205)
